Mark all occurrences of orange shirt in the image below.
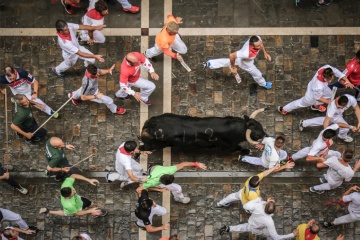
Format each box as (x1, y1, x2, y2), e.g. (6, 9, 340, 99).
(155, 14, 179, 59)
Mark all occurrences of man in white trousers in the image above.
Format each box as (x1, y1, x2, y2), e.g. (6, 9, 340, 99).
(309, 149, 360, 194)
(105, 140, 151, 188)
(0, 66, 58, 117)
(240, 135, 295, 171)
(116, 52, 159, 105)
(289, 124, 343, 167)
(144, 14, 187, 62)
(68, 64, 125, 115)
(217, 165, 279, 208)
(204, 35, 272, 89)
(324, 185, 360, 228)
(220, 197, 298, 239)
(278, 65, 349, 114)
(79, 0, 108, 44)
(52, 20, 105, 77)
(299, 94, 360, 142)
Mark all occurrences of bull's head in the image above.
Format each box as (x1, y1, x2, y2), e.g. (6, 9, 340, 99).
(245, 108, 268, 145)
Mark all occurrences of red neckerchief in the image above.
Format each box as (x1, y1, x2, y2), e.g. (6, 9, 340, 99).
(249, 45, 260, 58)
(57, 32, 72, 41)
(85, 70, 97, 79)
(86, 8, 104, 20)
(317, 68, 326, 82)
(304, 228, 317, 240)
(119, 146, 132, 156)
(325, 140, 331, 147)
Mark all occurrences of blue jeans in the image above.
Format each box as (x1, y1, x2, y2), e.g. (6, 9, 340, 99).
(328, 82, 360, 98)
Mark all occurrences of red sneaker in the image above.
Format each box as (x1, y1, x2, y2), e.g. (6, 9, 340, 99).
(311, 105, 326, 112)
(116, 107, 126, 115)
(143, 100, 152, 105)
(123, 6, 140, 13)
(68, 0, 81, 8)
(277, 106, 288, 115)
(68, 93, 79, 106)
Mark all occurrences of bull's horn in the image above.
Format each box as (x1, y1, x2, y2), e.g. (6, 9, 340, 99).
(249, 108, 265, 119)
(246, 129, 260, 145)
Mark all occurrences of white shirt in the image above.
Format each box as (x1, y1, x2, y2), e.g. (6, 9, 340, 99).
(308, 124, 339, 156)
(114, 142, 135, 177)
(236, 36, 262, 61)
(324, 156, 354, 184)
(244, 198, 294, 240)
(261, 137, 287, 168)
(343, 192, 360, 218)
(57, 23, 80, 57)
(305, 65, 345, 102)
(327, 94, 357, 121)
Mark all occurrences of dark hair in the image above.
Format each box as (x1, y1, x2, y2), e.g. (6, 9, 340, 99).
(310, 223, 320, 234)
(249, 176, 260, 188)
(337, 95, 349, 106)
(169, 235, 179, 240)
(249, 36, 260, 46)
(72, 237, 83, 240)
(87, 64, 98, 76)
(13, 94, 25, 104)
(322, 129, 336, 139)
(264, 201, 276, 214)
(61, 187, 72, 197)
(343, 149, 354, 162)
(3, 230, 13, 238)
(159, 174, 174, 185)
(275, 135, 285, 148)
(95, 0, 108, 13)
(322, 67, 334, 80)
(124, 141, 137, 152)
(141, 199, 153, 210)
(356, 50, 360, 60)
(4, 66, 15, 76)
(55, 20, 68, 32)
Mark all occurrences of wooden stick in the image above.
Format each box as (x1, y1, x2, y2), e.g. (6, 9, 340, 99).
(178, 57, 191, 72)
(71, 154, 94, 168)
(32, 88, 82, 135)
(4, 88, 10, 165)
(330, 86, 337, 102)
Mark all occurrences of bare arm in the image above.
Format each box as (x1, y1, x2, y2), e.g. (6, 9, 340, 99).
(78, 24, 106, 31)
(31, 79, 39, 100)
(11, 123, 33, 139)
(12, 227, 35, 235)
(273, 162, 294, 173)
(340, 185, 359, 201)
(306, 155, 325, 162)
(316, 97, 330, 105)
(145, 222, 170, 233)
(69, 174, 99, 186)
(126, 169, 147, 183)
(176, 162, 207, 171)
(46, 165, 71, 173)
(260, 41, 271, 61)
(76, 50, 104, 63)
(229, 51, 238, 74)
(354, 105, 360, 129)
(323, 115, 331, 129)
(262, 164, 280, 177)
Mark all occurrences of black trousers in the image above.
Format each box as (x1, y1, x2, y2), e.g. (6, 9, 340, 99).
(0, 164, 21, 189)
(48, 158, 79, 179)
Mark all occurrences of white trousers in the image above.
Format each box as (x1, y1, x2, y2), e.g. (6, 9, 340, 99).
(206, 58, 266, 87)
(157, 183, 185, 201)
(283, 88, 332, 112)
(145, 34, 187, 58)
(291, 147, 341, 161)
(107, 159, 144, 183)
(115, 78, 155, 102)
(230, 223, 269, 238)
(0, 208, 29, 230)
(242, 156, 268, 168)
(302, 116, 349, 140)
(79, 30, 105, 44)
(136, 204, 167, 227)
(24, 93, 53, 115)
(72, 88, 117, 113)
(117, 0, 132, 9)
(313, 180, 342, 191)
(56, 46, 95, 73)
(218, 190, 242, 205)
(334, 212, 360, 225)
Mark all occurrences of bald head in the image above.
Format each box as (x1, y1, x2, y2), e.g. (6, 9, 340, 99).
(125, 53, 138, 65)
(50, 137, 64, 148)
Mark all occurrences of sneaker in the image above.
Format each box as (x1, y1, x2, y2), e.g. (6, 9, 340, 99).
(120, 181, 129, 189)
(116, 107, 126, 115)
(50, 110, 59, 119)
(219, 225, 230, 235)
(33, 136, 41, 142)
(28, 226, 39, 234)
(52, 67, 65, 77)
(17, 185, 28, 195)
(175, 197, 190, 204)
(343, 136, 353, 143)
(143, 100, 152, 105)
(309, 186, 324, 194)
(319, 175, 328, 184)
(119, 95, 130, 100)
(55, 174, 64, 182)
(25, 139, 32, 144)
(61, 0, 73, 14)
(202, 62, 208, 69)
(39, 208, 49, 214)
(299, 119, 304, 131)
(68, 93, 79, 106)
(295, 0, 301, 6)
(105, 174, 112, 183)
(311, 105, 326, 112)
(123, 5, 140, 13)
(316, 1, 330, 6)
(323, 221, 334, 229)
(10, 97, 15, 103)
(216, 202, 231, 207)
(277, 106, 288, 115)
(263, 82, 272, 89)
(237, 155, 245, 161)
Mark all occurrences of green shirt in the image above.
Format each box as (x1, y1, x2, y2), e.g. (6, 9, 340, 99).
(12, 104, 35, 130)
(45, 139, 65, 168)
(142, 165, 178, 189)
(60, 178, 83, 216)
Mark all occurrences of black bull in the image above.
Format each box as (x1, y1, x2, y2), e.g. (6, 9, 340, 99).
(139, 110, 268, 153)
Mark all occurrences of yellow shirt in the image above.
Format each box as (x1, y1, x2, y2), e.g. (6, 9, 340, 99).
(296, 224, 320, 240)
(240, 173, 263, 204)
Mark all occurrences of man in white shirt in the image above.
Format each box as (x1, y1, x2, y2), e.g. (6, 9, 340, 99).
(289, 124, 343, 167)
(220, 197, 298, 239)
(52, 20, 105, 77)
(324, 185, 360, 228)
(105, 141, 151, 188)
(204, 35, 272, 89)
(299, 94, 360, 142)
(278, 65, 349, 114)
(310, 149, 360, 194)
